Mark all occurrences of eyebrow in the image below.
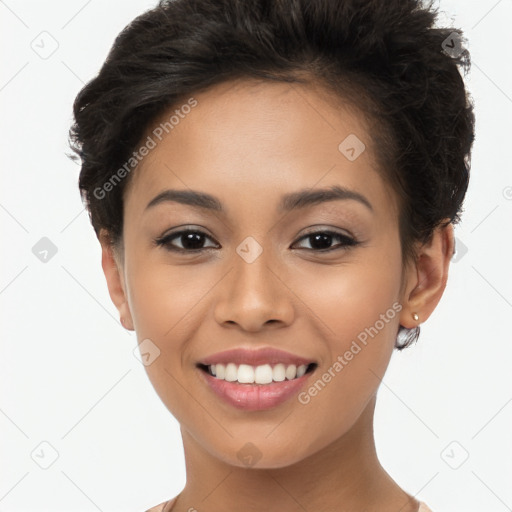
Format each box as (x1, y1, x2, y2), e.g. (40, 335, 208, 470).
(145, 185, 373, 213)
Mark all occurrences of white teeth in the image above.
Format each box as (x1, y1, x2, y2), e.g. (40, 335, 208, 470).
(285, 364, 297, 380)
(225, 363, 238, 382)
(255, 364, 273, 384)
(272, 363, 286, 382)
(238, 364, 255, 383)
(206, 362, 310, 384)
(216, 364, 225, 379)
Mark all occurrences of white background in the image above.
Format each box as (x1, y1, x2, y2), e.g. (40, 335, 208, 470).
(1, 1, 511, 511)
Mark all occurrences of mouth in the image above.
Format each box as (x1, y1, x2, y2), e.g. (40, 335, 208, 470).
(196, 361, 318, 385)
(194, 347, 319, 410)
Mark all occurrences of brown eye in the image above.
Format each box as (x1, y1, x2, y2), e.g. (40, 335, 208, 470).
(154, 229, 219, 252)
(292, 230, 359, 252)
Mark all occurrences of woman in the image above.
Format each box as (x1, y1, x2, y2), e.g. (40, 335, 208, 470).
(68, 0, 475, 510)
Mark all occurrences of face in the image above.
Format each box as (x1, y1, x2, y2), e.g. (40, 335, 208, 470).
(103, 79, 429, 468)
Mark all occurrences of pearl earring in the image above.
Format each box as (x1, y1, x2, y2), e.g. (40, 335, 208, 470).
(395, 312, 421, 349)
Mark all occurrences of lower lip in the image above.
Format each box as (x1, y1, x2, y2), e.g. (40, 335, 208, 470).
(197, 367, 315, 411)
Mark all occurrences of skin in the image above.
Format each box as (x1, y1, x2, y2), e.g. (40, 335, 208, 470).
(100, 78, 454, 512)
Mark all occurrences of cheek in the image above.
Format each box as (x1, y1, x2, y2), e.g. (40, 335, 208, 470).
(126, 256, 214, 337)
(287, 243, 402, 422)
(124, 259, 212, 416)
(293, 242, 402, 350)
(124, 257, 212, 382)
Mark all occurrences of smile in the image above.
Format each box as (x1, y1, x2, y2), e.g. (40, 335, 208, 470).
(198, 362, 317, 384)
(195, 347, 319, 410)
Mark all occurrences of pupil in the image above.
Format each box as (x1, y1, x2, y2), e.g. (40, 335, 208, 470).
(310, 233, 332, 250)
(182, 232, 204, 249)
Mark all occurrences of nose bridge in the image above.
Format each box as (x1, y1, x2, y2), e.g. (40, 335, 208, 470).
(214, 236, 294, 330)
(235, 240, 274, 295)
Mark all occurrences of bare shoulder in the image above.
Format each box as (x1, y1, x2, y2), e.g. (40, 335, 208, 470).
(145, 496, 177, 512)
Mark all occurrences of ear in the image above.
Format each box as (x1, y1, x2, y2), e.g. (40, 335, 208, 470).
(99, 229, 134, 331)
(399, 221, 455, 328)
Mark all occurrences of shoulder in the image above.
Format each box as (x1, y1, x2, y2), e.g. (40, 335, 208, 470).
(418, 502, 433, 512)
(145, 496, 177, 512)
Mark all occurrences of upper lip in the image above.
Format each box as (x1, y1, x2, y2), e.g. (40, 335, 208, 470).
(197, 347, 316, 367)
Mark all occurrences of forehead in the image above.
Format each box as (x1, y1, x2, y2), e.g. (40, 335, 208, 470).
(123, 79, 397, 219)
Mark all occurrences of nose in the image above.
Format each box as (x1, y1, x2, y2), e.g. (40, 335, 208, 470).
(213, 249, 295, 332)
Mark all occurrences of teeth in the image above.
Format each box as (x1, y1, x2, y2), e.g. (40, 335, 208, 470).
(216, 364, 225, 379)
(225, 363, 238, 382)
(272, 363, 286, 382)
(285, 364, 297, 380)
(255, 364, 273, 384)
(238, 364, 255, 383)
(296, 364, 307, 378)
(206, 363, 310, 384)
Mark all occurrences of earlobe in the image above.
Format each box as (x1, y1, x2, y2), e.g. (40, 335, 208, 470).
(99, 229, 135, 331)
(399, 221, 455, 329)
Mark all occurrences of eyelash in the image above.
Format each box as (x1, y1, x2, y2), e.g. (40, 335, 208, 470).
(153, 228, 360, 254)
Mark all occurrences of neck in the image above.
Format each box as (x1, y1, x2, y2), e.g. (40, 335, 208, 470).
(172, 395, 419, 512)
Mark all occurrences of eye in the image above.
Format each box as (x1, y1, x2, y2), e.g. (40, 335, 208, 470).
(292, 230, 359, 252)
(154, 229, 219, 252)
(154, 228, 359, 254)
